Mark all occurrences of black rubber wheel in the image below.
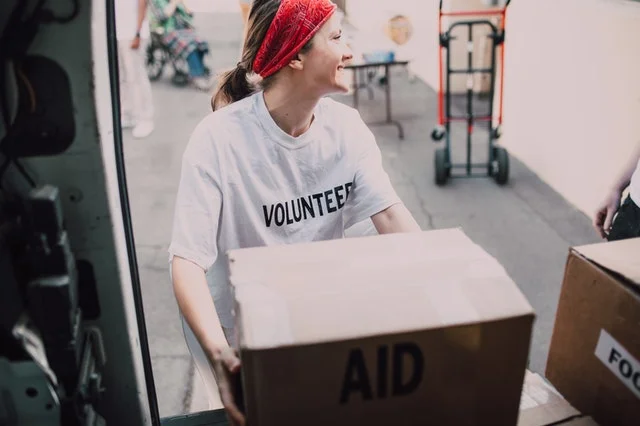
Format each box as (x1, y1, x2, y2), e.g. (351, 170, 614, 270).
(145, 45, 166, 81)
(431, 126, 445, 142)
(494, 147, 509, 185)
(171, 71, 190, 87)
(435, 148, 449, 186)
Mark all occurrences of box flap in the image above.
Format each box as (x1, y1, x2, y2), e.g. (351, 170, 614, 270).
(518, 371, 580, 426)
(573, 238, 640, 285)
(229, 229, 534, 350)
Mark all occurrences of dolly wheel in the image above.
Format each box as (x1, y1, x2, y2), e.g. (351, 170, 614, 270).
(494, 147, 509, 185)
(435, 148, 449, 186)
(431, 126, 445, 142)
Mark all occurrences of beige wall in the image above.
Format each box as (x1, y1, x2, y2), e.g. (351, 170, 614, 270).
(501, 0, 640, 216)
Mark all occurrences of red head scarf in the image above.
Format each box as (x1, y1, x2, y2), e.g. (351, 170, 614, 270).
(252, 0, 337, 78)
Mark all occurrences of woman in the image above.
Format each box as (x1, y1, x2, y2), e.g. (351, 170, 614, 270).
(169, 0, 421, 424)
(148, 0, 211, 90)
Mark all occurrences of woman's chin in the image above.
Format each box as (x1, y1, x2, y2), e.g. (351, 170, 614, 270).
(333, 79, 351, 93)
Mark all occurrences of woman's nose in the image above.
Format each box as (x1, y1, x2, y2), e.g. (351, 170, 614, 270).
(343, 48, 353, 63)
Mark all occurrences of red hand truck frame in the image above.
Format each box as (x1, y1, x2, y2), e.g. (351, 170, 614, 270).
(430, 0, 512, 186)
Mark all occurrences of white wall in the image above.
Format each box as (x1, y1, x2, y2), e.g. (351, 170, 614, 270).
(346, 0, 505, 93)
(346, 0, 441, 88)
(501, 0, 640, 216)
(346, 0, 640, 216)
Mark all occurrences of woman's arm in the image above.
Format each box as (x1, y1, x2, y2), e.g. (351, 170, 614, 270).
(611, 142, 640, 194)
(136, 0, 147, 35)
(371, 203, 421, 234)
(130, 0, 148, 49)
(172, 256, 245, 425)
(172, 256, 229, 355)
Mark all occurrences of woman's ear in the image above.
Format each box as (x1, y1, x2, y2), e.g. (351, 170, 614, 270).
(288, 53, 305, 71)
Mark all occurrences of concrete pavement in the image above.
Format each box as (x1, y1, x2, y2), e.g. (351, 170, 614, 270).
(123, 8, 599, 419)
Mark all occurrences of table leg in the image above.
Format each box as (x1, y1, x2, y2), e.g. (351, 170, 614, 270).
(385, 64, 391, 123)
(384, 64, 405, 139)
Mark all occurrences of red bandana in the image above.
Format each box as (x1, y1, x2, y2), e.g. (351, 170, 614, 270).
(252, 0, 337, 78)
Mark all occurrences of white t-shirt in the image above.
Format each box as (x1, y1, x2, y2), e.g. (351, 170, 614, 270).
(168, 91, 401, 329)
(630, 158, 640, 205)
(115, 0, 149, 41)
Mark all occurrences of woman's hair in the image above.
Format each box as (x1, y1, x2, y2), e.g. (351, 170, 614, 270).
(211, 0, 313, 111)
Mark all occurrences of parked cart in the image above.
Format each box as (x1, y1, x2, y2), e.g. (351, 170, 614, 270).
(430, 0, 512, 185)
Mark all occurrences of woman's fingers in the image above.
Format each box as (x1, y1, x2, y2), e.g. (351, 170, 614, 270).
(593, 208, 607, 238)
(603, 206, 616, 237)
(213, 348, 245, 426)
(219, 379, 246, 426)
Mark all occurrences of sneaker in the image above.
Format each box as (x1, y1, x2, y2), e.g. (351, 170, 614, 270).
(121, 115, 136, 129)
(132, 121, 154, 139)
(193, 76, 213, 92)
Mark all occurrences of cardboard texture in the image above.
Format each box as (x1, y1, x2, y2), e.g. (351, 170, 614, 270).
(546, 237, 640, 426)
(229, 229, 535, 426)
(518, 371, 580, 426)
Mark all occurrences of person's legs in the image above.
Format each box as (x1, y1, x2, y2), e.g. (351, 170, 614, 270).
(186, 50, 212, 91)
(117, 41, 135, 128)
(129, 38, 155, 138)
(186, 50, 206, 77)
(607, 195, 640, 241)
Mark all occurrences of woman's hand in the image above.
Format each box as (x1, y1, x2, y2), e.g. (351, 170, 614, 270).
(593, 141, 640, 239)
(130, 35, 141, 50)
(593, 189, 622, 239)
(211, 347, 245, 426)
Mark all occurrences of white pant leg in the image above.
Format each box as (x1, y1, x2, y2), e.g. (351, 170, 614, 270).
(117, 41, 133, 121)
(118, 39, 154, 123)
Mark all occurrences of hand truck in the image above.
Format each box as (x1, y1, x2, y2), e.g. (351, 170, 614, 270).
(430, 0, 512, 186)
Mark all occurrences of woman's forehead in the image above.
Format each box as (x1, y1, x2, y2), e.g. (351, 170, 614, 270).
(317, 13, 341, 35)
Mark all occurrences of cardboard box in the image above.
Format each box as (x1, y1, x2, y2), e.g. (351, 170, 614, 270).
(546, 238, 640, 426)
(228, 229, 535, 426)
(518, 370, 580, 426)
(518, 370, 600, 425)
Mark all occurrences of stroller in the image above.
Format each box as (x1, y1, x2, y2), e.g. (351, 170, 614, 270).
(144, 7, 211, 87)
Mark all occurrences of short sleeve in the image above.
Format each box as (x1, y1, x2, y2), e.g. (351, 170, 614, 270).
(168, 128, 222, 272)
(343, 113, 401, 229)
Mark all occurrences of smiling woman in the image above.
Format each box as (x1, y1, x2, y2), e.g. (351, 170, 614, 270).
(168, 0, 420, 424)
